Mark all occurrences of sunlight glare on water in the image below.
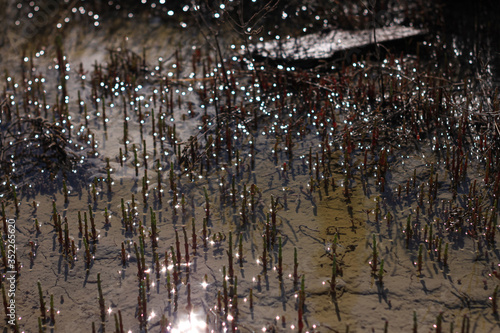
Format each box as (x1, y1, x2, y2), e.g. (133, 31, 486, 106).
(171, 312, 207, 333)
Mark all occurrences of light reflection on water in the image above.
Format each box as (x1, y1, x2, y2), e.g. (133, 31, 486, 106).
(170, 312, 207, 333)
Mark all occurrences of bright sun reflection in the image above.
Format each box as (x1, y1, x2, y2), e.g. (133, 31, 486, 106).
(171, 312, 207, 333)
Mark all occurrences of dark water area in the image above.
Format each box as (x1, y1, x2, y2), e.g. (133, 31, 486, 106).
(439, 0, 500, 85)
(1, 0, 497, 76)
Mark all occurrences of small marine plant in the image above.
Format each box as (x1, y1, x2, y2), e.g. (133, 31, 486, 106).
(371, 234, 378, 274)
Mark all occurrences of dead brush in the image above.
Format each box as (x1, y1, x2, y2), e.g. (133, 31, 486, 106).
(0, 116, 86, 197)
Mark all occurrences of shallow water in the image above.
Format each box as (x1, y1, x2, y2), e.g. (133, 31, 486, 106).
(1, 2, 500, 333)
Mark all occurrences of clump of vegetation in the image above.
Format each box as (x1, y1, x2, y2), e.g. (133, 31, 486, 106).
(0, 104, 89, 196)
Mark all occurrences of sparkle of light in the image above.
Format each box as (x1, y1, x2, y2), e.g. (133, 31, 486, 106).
(171, 312, 207, 333)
